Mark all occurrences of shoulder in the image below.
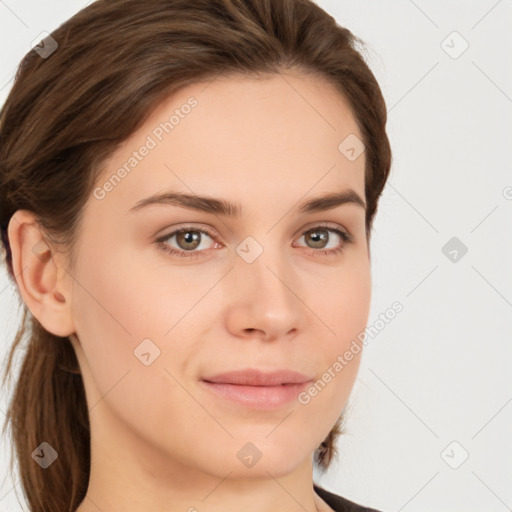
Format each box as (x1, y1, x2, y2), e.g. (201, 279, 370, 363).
(314, 484, 383, 512)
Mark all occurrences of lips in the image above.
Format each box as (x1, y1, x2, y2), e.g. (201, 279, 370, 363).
(201, 368, 313, 386)
(200, 368, 314, 409)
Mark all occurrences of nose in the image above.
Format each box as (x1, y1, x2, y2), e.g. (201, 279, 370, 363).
(224, 241, 307, 342)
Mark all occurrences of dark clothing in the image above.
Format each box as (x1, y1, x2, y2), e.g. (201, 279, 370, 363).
(314, 484, 382, 512)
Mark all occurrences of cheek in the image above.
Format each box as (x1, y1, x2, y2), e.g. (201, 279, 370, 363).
(308, 256, 371, 397)
(69, 251, 202, 442)
(74, 242, 202, 339)
(70, 244, 218, 394)
(69, 248, 166, 394)
(315, 256, 372, 343)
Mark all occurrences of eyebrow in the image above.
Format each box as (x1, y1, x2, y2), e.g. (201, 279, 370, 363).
(128, 188, 366, 216)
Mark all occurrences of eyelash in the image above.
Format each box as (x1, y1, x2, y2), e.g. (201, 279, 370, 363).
(155, 223, 353, 259)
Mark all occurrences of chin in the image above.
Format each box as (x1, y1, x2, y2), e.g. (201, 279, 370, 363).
(235, 439, 309, 479)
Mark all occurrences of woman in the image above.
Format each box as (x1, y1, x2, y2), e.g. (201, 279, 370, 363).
(0, 0, 391, 511)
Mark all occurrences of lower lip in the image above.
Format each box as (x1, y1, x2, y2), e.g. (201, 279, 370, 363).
(200, 380, 311, 409)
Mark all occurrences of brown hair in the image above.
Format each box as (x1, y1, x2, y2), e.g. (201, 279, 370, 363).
(0, 0, 392, 510)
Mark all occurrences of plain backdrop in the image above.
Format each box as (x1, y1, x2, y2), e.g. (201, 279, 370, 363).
(1, 1, 511, 511)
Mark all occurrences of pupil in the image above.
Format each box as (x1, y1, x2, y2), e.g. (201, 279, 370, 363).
(179, 230, 200, 250)
(308, 230, 327, 248)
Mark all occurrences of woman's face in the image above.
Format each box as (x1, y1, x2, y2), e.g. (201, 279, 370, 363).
(66, 72, 371, 483)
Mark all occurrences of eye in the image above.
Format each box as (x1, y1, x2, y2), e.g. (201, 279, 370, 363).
(293, 223, 352, 257)
(155, 223, 353, 259)
(155, 226, 219, 259)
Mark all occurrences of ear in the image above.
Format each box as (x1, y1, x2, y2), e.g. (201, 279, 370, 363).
(7, 209, 76, 337)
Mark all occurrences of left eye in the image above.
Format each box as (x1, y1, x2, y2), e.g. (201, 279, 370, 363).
(155, 224, 352, 259)
(293, 226, 351, 255)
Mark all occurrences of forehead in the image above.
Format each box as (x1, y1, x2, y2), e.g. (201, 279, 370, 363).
(91, 72, 366, 220)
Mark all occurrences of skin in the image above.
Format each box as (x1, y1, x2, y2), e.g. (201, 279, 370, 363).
(8, 71, 371, 512)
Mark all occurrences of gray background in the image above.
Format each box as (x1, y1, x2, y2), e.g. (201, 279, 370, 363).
(1, 1, 511, 511)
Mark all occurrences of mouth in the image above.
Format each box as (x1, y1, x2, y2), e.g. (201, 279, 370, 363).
(200, 368, 313, 409)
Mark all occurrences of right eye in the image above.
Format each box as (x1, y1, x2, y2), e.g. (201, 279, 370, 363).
(155, 226, 221, 258)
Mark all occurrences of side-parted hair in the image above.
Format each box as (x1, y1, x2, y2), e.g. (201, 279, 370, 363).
(0, 1, 392, 510)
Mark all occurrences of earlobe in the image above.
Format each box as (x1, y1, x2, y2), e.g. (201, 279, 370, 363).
(7, 210, 76, 338)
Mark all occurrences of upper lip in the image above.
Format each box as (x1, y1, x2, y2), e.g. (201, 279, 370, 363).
(202, 368, 313, 386)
